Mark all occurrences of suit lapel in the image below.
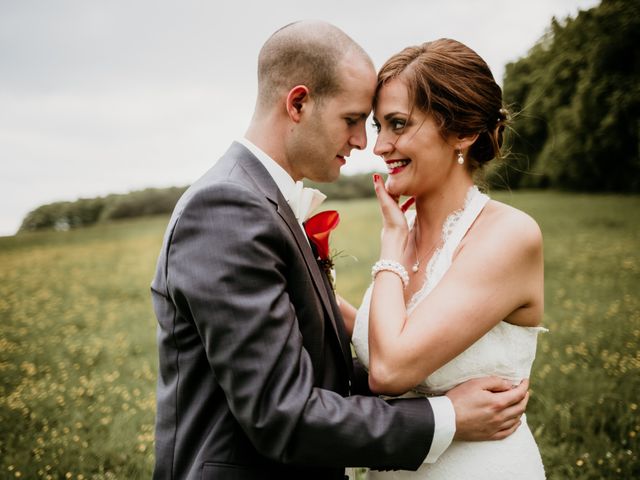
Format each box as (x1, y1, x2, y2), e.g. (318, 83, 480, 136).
(231, 143, 352, 372)
(276, 196, 353, 368)
(313, 248, 355, 378)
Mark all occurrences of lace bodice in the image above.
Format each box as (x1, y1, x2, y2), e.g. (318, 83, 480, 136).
(352, 186, 547, 395)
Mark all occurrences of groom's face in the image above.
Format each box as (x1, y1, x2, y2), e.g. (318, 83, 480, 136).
(293, 55, 376, 183)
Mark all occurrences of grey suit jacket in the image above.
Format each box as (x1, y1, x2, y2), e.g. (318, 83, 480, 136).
(150, 142, 435, 479)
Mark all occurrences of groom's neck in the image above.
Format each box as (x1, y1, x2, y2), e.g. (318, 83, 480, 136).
(245, 117, 298, 180)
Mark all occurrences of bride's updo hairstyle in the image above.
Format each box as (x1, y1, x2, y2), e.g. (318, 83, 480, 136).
(376, 38, 509, 172)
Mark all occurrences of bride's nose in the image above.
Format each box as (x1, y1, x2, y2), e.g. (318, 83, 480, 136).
(373, 132, 394, 158)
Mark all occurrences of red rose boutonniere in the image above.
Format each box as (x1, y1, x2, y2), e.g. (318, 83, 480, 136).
(304, 210, 340, 288)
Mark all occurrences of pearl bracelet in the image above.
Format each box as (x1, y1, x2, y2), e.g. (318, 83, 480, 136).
(371, 259, 409, 289)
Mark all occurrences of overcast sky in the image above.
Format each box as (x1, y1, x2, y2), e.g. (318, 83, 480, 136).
(0, 0, 600, 236)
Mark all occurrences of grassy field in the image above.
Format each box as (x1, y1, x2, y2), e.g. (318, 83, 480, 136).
(1, 191, 638, 479)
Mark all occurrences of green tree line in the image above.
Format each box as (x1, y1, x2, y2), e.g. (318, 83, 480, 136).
(19, 187, 189, 232)
(489, 0, 640, 191)
(18, 174, 377, 232)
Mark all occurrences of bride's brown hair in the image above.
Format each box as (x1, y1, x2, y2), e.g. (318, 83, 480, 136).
(375, 38, 509, 171)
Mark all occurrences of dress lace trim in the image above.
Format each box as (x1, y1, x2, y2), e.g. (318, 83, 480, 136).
(406, 185, 485, 314)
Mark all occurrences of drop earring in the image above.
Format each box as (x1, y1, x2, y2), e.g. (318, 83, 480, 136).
(457, 150, 464, 165)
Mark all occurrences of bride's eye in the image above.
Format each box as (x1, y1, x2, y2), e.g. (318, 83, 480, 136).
(390, 118, 406, 132)
(371, 120, 381, 133)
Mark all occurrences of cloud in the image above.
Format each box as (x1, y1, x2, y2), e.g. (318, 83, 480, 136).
(0, 0, 600, 235)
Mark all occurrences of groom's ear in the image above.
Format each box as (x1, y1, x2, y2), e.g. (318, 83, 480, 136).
(286, 85, 310, 122)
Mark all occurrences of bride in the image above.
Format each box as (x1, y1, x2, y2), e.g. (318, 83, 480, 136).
(342, 39, 546, 479)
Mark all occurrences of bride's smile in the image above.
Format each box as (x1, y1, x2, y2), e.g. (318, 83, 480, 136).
(386, 158, 412, 174)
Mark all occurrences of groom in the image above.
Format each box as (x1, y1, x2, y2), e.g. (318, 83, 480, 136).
(151, 21, 528, 480)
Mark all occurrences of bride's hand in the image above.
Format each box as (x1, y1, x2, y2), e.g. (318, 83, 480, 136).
(372, 174, 414, 260)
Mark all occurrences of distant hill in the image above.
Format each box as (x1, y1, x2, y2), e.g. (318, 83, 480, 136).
(18, 173, 378, 233)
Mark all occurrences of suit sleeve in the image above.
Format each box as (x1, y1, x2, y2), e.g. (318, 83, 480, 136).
(166, 182, 435, 470)
(351, 357, 374, 396)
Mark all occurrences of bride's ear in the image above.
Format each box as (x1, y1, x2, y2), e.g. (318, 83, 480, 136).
(455, 132, 479, 151)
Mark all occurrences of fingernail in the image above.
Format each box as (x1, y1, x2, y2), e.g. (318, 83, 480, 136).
(373, 174, 379, 182)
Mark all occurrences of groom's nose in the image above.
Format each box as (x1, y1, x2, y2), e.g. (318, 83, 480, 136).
(349, 123, 367, 151)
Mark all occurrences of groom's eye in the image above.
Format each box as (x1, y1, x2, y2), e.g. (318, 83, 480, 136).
(345, 117, 358, 126)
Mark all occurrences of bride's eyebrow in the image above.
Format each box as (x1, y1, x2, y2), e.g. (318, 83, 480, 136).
(384, 111, 407, 120)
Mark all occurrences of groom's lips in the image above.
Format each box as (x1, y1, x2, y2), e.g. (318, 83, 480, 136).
(336, 155, 346, 165)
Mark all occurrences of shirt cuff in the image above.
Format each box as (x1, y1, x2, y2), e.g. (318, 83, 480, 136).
(423, 395, 456, 463)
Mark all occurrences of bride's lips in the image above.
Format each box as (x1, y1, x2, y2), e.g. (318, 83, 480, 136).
(386, 158, 411, 175)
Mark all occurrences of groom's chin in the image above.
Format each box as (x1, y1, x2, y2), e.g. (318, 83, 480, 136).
(311, 170, 341, 184)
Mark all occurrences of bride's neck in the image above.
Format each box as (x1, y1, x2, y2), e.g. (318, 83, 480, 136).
(414, 176, 474, 233)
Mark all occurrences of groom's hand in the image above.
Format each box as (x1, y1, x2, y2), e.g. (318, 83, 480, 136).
(446, 377, 529, 441)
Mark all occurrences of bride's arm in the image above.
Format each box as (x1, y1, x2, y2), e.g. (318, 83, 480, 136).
(336, 294, 357, 338)
(368, 176, 543, 396)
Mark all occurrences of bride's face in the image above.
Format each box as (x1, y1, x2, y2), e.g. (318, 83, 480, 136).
(372, 78, 458, 197)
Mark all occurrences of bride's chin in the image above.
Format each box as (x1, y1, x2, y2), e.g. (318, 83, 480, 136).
(385, 180, 406, 198)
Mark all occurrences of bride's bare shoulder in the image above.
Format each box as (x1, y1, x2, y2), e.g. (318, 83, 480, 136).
(475, 199, 542, 252)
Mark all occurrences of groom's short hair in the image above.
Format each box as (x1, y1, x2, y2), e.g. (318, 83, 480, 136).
(257, 21, 371, 109)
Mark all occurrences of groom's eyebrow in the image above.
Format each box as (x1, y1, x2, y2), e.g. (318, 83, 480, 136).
(345, 112, 370, 120)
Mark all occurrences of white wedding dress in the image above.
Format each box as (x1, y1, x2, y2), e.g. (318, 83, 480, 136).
(352, 186, 546, 479)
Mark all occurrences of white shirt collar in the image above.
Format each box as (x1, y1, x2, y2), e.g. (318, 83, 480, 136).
(237, 138, 326, 224)
(237, 137, 296, 201)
